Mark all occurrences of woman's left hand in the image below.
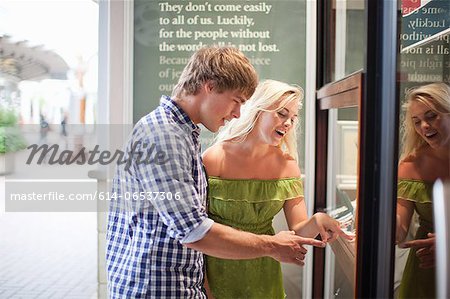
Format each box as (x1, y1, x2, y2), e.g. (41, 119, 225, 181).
(312, 212, 354, 243)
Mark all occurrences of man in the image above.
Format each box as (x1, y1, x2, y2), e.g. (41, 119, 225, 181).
(106, 46, 325, 298)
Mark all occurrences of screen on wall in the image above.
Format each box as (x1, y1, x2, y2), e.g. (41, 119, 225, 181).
(133, 0, 306, 123)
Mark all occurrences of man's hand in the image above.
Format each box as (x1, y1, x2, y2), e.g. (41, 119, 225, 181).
(268, 231, 325, 266)
(400, 233, 435, 269)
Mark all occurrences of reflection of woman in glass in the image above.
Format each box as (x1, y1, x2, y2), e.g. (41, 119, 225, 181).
(202, 80, 352, 299)
(396, 82, 450, 298)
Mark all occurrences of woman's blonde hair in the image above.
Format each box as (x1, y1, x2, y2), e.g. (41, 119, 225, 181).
(400, 82, 450, 160)
(215, 79, 304, 160)
(172, 45, 258, 100)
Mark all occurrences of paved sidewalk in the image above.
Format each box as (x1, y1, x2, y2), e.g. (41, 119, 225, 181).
(0, 208, 97, 298)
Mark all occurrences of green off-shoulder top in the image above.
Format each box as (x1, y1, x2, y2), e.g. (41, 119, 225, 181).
(205, 176, 303, 299)
(397, 179, 435, 299)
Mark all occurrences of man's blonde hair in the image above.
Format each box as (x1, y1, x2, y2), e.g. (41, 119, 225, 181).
(172, 46, 258, 99)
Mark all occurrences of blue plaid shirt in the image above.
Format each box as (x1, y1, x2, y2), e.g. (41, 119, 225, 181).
(106, 96, 213, 298)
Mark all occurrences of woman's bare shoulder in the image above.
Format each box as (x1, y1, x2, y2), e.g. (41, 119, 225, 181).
(398, 155, 422, 180)
(202, 143, 226, 176)
(284, 160, 301, 178)
(273, 149, 301, 178)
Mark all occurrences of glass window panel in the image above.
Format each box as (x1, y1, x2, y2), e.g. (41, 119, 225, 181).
(395, 0, 450, 297)
(325, 106, 358, 298)
(133, 0, 308, 174)
(325, 0, 366, 83)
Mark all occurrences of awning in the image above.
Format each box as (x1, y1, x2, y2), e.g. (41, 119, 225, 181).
(0, 35, 69, 81)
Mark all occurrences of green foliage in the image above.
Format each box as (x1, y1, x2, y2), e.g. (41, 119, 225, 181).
(0, 108, 27, 153)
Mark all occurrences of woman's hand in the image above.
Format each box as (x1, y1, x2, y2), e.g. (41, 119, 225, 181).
(399, 233, 435, 269)
(312, 212, 354, 243)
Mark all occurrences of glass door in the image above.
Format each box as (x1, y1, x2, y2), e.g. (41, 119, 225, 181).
(394, 1, 450, 298)
(315, 0, 402, 296)
(313, 1, 366, 297)
(315, 71, 363, 298)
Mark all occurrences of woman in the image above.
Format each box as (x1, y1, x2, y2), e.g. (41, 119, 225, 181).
(396, 82, 450, 298)
(202, 80, 352, 299)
